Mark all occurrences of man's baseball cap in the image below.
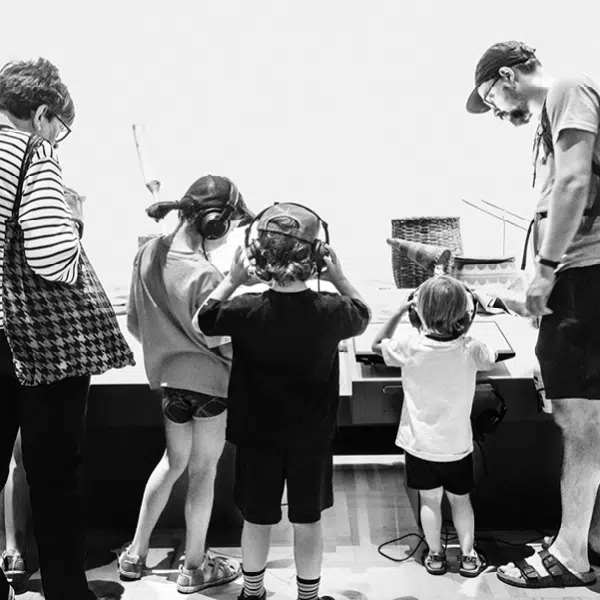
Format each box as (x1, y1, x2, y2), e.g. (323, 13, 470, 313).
(466, 41, 537, 114)
(257, 203, 321, 243)
(181, 175, 255, 226)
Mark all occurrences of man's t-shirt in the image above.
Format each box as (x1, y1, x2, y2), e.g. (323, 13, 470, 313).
(381, 333, 496, 462)
(534, 74, 600, 271)
(196, 290, 370, 448)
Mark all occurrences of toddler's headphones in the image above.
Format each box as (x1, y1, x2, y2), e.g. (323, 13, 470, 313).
(407, 279, 478, 338)
(471, 385, 507, 442)
(244, 202, 330, 273)
(196, 179, 241, 241)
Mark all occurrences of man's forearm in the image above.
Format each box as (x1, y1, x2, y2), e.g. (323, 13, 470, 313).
(539, 178, 590, 261)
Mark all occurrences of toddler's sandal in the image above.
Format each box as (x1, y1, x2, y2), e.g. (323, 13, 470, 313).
(460, 549, 488, 578)
(423, 550, 447, 575)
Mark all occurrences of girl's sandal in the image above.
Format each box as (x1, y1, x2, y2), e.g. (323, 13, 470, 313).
(423, 550, 447, 575)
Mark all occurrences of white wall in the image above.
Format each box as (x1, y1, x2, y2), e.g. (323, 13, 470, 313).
(2, 0, 599, 291)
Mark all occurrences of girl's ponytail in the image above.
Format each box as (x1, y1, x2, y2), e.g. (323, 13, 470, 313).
(146, 201, 180, 221)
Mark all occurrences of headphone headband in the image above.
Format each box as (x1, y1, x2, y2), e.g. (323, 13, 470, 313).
(408, 278, 478, 336)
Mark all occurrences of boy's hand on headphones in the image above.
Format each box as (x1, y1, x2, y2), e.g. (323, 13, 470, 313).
(321, 245, 345, 285)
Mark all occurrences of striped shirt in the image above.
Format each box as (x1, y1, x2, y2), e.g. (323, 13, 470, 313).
(0, 125, 81, 327)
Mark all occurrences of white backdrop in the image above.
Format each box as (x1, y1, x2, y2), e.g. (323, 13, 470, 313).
(2, 0, 599, 291)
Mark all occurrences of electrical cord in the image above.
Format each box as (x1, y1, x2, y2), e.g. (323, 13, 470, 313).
(377, 522, 452, 563)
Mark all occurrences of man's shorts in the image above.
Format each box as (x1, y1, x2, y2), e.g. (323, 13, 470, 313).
(162, 387, 227, 423)
(405, 452, 474, 495)
(536, 264, 600, 400)
(234, 443, 334, 525)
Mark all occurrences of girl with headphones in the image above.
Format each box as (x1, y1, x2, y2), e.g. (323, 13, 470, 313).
(119, 175, 253, 593)
(371, 275, 496, 578)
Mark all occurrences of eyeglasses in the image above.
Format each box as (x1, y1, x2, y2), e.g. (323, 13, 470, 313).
(51, 113, 72, 143)
(482, 75, 500, 109)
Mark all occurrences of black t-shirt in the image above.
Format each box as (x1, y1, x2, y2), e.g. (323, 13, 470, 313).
(197, 289, 370, 448)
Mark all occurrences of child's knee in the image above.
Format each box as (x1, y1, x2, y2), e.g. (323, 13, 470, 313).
(419, 487, 444, 503)
(161, 451, 189, 478)
(445, 490, 471, 505)
(291, 519, 322, 530)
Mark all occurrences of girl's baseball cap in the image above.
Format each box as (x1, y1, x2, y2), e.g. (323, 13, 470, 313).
(181, 175, 255, 226)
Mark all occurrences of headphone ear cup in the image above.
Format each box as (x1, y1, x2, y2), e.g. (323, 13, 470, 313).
(199, 212, 228, 241)
(313, 240, 328, 272)
(408, 306, 422, 330)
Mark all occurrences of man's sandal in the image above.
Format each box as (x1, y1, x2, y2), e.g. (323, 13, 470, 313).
(422, 549, 447, 575)
(542, 534, 600, 566)
(497, 549, 596, 589)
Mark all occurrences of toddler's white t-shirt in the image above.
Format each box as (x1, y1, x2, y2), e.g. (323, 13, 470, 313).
(381, 333, 496, 462)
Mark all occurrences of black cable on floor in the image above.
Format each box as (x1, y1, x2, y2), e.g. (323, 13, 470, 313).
(377, 510, 452, 563)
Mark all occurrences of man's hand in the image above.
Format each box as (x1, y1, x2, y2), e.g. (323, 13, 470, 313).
(525, 264, 555, 317)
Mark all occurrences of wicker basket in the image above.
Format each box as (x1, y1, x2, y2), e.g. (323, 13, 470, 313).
(390, 216, 463, 288)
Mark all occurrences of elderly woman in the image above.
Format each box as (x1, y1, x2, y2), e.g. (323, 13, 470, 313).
(0, 58, 117, 600)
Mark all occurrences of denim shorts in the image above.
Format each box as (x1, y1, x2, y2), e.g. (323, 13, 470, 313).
(161, 387, 227, 423)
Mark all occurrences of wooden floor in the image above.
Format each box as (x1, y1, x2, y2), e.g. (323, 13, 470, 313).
(9, 455, 600, 600)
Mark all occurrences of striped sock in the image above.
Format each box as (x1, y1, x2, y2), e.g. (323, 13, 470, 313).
(242, 567, 266, 598)
(297, 575, 320, 600)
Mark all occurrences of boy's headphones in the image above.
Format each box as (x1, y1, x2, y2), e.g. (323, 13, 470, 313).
(196, 179, 241, 241)
(244, 202, 330, 273)
(407, 279, 478, 337)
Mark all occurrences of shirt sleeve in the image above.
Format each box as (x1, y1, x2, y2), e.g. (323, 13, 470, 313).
(126, 257, 141, 342)
(191, 268, 233, 347)
(18, 141, 81, 284)
(336, 297, 371, 340)
(546, 76, 600, 143)
(380, 336, 415, 368)
(466, 337, 497, 371)
(195, 298, 245, 337)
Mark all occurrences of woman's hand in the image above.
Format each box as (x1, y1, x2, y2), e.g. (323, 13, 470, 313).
(64, 186, 85, 222)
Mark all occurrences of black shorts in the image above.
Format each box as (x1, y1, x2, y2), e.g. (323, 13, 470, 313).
(405, 452, 474, 495)
(162, 388, 227, 423)
(536, 264, 600, 400)
(234, 443, 334, 525)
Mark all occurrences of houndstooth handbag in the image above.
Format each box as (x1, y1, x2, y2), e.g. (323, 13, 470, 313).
(2, 133, 135, 386)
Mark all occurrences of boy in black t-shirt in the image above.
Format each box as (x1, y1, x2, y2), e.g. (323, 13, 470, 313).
(196, 203, 370, 600)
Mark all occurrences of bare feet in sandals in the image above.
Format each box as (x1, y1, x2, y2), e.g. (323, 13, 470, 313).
(543, 534, 600, 566)
(497, 549, 596, 589)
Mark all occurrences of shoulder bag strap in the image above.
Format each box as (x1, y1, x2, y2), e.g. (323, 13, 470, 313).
(11, 133, 45, 220)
